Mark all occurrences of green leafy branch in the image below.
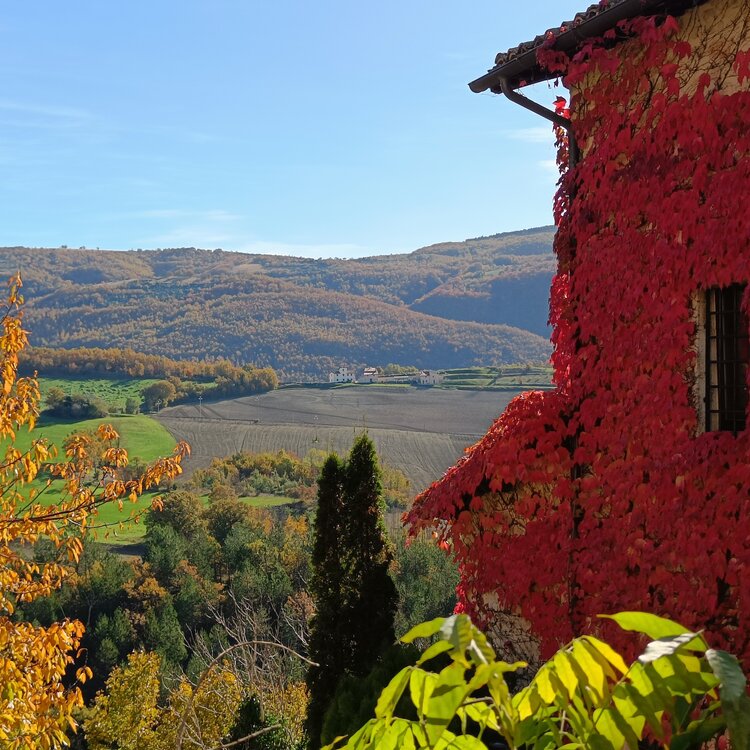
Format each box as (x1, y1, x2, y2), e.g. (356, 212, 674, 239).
(323, 611, 749, 750)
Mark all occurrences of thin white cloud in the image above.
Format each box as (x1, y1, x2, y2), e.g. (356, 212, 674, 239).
(132, 208, 246, 249)
(0, 99, 89, 120)
(0, 99, 91, 133)
(538, 159, 560, 177)
(137, 230, 374, 258)
(200, 210, 241, 222)
(104, 122, 222, 145)
(141, 227, 237, 249)
(133, 208, 242, 222)
(235, 240, 374, 259)
(134, 209, 186, 220)
(111, 206, 375, 258)
(505, 125, 557, 144)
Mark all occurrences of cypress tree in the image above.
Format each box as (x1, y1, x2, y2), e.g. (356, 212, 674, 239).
(340, 434, 397, 677)
(306, 454, 346, 748)
(305, 436, 398, 749)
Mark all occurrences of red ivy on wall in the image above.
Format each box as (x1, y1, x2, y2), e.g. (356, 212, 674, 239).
(408, 8, 750, 667)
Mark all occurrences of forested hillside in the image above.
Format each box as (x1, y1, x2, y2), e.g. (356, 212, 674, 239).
(2, 226, 554, 379)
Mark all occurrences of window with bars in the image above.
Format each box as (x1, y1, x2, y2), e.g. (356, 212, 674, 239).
(704, 283, 749, 433)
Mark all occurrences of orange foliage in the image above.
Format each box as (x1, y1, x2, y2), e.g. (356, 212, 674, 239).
(0, 275, 188, 749)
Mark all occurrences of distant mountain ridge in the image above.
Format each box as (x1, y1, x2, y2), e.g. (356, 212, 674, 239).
(1, 226, 555, 380)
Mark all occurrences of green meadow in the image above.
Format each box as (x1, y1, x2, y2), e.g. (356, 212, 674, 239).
(9, 413, 178, 543)
(37, 376, 163, 413)
(440, 364, 553, 389)
(197, 493, 297, 508)
(13, 413, 175, 462)
(243, 494, 297, 507)
(11, 409, 297, 545)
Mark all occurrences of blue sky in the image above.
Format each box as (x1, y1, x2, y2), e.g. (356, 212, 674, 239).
(1, 1, 586, 257)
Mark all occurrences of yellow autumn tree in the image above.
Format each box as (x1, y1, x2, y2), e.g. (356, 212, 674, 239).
(81, 651, 162, 750)
(0, 275, 188, 749)
(83, 650, 242, 750)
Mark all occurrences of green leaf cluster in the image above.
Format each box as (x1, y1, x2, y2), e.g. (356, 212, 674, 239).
(324, 611, 749, 750)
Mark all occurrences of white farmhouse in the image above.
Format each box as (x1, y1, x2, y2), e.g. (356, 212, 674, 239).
(328, 366, 355, 383)
(359, 367, 379, 383)
(419, 370, 444, 386)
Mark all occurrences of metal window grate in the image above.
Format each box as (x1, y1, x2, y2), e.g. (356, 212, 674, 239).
(705, 283, 749, 433)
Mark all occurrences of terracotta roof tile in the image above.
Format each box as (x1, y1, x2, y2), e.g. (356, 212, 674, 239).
(494, 1, 629, 67)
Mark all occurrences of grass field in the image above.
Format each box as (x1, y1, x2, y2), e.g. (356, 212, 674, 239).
(10, 395, 298, 544)
(37, 376, 163, 413)
(37, 375, 211, 413)
(7, 413, 178, 544)
(299, 367, 553, 391)
(241, 494, 296, 507)
(17, 413, 176, 462)
(196, 493, 296, 508)
(440, 365, 553, 390)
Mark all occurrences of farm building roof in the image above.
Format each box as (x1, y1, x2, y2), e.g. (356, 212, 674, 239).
(469, 0, 711, 92)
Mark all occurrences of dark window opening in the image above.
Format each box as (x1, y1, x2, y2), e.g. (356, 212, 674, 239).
(705, 283, 749, 433)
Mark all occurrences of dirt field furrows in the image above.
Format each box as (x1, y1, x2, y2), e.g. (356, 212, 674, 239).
(156, 386, 523, 492)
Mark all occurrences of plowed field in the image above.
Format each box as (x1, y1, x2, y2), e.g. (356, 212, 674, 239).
(157, 386, 523, 492)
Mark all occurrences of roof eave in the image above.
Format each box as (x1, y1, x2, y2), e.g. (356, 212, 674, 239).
(469, 0, 708, 93)
(469, 48, 542, 94)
